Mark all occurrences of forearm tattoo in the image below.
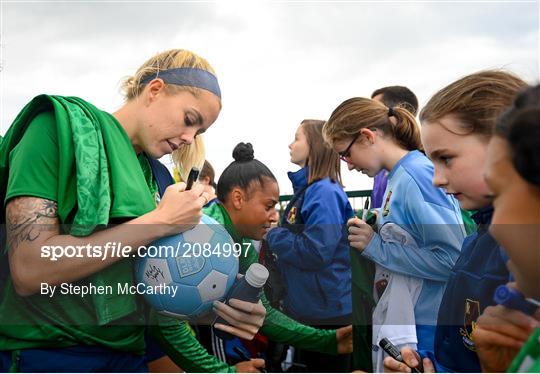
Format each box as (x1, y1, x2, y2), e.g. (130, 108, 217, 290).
(6, 197, 59, 251)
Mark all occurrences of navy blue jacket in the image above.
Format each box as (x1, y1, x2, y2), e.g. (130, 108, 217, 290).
(419, 206, 510, 372)
(266, 167, 353, 322)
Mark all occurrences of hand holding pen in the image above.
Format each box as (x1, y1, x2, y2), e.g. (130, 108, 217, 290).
(347, 197, 375, 252)
(471, 284, 540, 372)
(380, 338, 432, 373)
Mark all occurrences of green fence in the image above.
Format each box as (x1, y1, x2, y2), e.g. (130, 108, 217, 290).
(278, 189, 372, 217)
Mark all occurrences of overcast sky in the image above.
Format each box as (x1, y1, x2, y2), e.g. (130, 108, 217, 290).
(1, 1, 538, 194)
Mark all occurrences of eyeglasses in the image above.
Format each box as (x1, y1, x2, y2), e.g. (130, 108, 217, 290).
(338, 133, 360, 162)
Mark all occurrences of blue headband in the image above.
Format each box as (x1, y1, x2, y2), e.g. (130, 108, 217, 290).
(140, 67, 221, 99)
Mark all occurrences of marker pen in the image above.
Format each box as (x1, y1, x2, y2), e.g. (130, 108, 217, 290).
(493, 285, 540, 316)
(379, 338, 422, 373)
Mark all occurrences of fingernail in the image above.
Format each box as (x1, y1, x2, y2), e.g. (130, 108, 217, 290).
(411, 359, 418, 367)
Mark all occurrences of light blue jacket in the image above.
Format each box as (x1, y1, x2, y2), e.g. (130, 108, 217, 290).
(362, 151, 465, 350)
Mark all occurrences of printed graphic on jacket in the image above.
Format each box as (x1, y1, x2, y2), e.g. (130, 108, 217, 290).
(287, 206, 298, 224)
(375, 272, 390, 299)
(460, 298, 481, 351)
(382, 190, 392, 217)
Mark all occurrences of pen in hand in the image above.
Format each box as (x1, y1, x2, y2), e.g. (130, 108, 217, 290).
(493, 285, 540, 316)
(379, 338, 423, 373)
(185, 167, 200, 191)
(362, 197, 370, 221)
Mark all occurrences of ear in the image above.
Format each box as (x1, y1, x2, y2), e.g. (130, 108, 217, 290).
(360, 128, 377, 145)
(201, 176, 211, 185)
(145, 78, 166, 104)
(229, 187, 245, 210)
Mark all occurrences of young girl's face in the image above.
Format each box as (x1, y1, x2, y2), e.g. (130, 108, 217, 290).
(289, 125, 310, 167)
(422, 114, 492, 211)
(485, 136, 540, 298)
(332, 129, 382, 177)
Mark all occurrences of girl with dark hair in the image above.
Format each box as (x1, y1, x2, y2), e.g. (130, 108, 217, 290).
(202, 142, 353, 368)
(265, 120, 354, 372)
(323, 97, 465, 372)
(473, 84, 540, 373)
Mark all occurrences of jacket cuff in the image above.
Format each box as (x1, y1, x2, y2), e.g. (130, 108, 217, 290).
(361, 232, 381, 261)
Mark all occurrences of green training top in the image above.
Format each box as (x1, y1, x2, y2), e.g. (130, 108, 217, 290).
(0, 100, 151, 353)
(203, 201, 338, 354)
(0, 96, 236, 372)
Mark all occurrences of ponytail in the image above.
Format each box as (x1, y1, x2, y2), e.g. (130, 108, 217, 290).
(323, 97, 422, 151)
(390, 106, 422, 151)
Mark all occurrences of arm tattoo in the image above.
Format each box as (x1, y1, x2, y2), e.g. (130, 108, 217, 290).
(6, 197, 59, 251)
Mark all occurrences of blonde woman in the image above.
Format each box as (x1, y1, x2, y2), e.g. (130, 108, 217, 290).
(0, 49, 264, 372)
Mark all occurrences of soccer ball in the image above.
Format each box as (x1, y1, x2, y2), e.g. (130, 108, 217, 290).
(135, 214, 239, 320)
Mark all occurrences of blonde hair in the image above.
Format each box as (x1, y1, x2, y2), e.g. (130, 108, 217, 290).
(121, 49, 219, 102)
(171, 136, 206, 183)
(323, 97, 422, 151)
(420, 70, 526, 137)
(122, 49, 215, 183)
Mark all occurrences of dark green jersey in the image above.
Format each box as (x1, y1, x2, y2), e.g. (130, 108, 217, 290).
(0, 103, 149, 354)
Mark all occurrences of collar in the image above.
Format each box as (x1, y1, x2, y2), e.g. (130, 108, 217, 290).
(288, 166, 309, 194)
(213, 201, 244, 244)
(387, 150, 423, 180)
(471, 206, 494, 225)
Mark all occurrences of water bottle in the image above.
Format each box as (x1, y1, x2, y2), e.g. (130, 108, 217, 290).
(213, 263, 269, 340)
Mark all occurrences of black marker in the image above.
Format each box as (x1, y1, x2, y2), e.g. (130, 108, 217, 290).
(362, 197, 370, 221)
(379, 338, 422, 373)
(185, 167, 200, 190)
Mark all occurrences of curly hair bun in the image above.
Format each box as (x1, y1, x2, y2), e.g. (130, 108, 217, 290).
(232, 142, 255, 162)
